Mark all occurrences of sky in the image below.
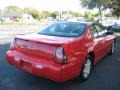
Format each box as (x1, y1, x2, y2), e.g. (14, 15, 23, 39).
(0, 0, 83, 12)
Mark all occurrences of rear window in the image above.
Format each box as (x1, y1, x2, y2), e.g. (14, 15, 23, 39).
(38, 22, 86, 37)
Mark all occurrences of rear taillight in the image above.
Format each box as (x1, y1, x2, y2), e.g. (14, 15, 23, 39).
(10, 38, 16, 50)
(55, 47, 67, 64)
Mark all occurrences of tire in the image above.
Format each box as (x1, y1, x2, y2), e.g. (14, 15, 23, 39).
(80, 56, 93, 81)
(109, 42, 115, 55)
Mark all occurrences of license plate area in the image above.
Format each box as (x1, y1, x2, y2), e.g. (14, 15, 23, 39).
(21, 61, 32, 72)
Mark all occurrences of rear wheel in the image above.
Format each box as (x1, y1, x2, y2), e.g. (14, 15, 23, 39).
(80, 56, 93, 81)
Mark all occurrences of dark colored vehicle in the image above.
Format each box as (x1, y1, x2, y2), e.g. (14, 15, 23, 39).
(6, 21, 116, 82)
(107, 24, 120, 32)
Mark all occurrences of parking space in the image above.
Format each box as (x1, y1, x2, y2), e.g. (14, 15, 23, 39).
(0, 25, 120, 90)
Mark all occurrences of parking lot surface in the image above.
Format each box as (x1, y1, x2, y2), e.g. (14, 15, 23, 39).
(0, 25, 120, 90)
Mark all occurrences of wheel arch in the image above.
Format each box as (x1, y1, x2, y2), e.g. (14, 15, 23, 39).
(88, 51, 95, 65)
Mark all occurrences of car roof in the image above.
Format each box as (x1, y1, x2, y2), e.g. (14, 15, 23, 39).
(54, 20, 91, 25)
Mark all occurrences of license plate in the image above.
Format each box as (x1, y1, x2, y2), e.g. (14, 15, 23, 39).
(22, 61, 32, 72)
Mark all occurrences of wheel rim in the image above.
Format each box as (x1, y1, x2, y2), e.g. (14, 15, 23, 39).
(83, 59, 91, 78)
(112, 43, 114, 54)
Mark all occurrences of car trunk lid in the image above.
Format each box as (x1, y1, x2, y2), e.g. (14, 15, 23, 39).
(13, 33, 75, 61)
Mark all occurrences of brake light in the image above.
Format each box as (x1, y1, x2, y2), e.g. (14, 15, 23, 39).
(10, 38, 16, 50)
(55, 47, 67, 64)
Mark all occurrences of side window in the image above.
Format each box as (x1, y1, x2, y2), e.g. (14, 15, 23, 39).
(94, 24, 107, 37)
(90, 25, 99, 38)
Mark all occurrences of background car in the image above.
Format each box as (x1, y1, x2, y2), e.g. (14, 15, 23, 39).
(107, 23, 120, 32)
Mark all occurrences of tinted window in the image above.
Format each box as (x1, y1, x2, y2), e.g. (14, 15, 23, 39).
(90, 25, 98, 38)
(38, 22, 86, 37)
(94, 24, 107, 36)
(94, 24, 104, 32)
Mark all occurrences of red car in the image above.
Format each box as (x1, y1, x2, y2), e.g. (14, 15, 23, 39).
(6, 21, 116, 82)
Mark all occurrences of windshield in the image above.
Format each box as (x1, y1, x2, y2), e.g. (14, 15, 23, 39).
(38, 22, 86, 37)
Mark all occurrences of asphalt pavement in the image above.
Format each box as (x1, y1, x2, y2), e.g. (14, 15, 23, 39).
(0, 25, 120, 90)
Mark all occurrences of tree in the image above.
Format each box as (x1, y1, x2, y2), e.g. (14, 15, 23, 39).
(2, 6, 22, 20)
(81, 0, 120, 19)
(84, 11, 94, 20)
(81, 0, 104, 18)
(50, 13, 57, 19)
(4, 6, 22, 14)
(41, 11, 51, 18)
(112, 8, 120, 20)
(104, 12, 112, 17)
(74, 12, 82, 17)
(23, 7, 42, 20)
(69, 11, 82, 17)
(104, 0, 120, 20)
(49, 11, 59, 19)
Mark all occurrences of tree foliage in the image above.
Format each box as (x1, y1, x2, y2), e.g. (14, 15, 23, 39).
(84, 11, 94, 20)
(69, 11, 82, 17)
(5, 6, 22, 13)
(50, 12, 57, 19)
(23, 7, 42, 20)
(81, 0, 120, 19)
(41, 11, 51, 18)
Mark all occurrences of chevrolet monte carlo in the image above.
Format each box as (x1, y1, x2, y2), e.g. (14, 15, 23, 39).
(6, 21, 116, 82)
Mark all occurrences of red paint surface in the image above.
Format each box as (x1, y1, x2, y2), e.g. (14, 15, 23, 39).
(6, 22, 116, 82)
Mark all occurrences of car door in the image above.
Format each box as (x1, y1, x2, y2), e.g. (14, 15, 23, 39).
(90, 23, 106, 63)
(94, 23, 109, 60)
(104, 26, 115, 55)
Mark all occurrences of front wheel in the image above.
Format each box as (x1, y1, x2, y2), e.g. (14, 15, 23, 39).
(80, 56, 93, 81)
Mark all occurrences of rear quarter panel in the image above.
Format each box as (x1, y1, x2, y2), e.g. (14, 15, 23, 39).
(62, 30, 91, 76)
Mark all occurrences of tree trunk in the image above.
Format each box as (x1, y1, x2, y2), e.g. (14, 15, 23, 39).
(117, 15, 119, 20)
(98, 7, 102, 19)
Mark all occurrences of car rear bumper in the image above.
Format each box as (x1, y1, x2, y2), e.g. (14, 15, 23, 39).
(6, 50, 80, 82)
